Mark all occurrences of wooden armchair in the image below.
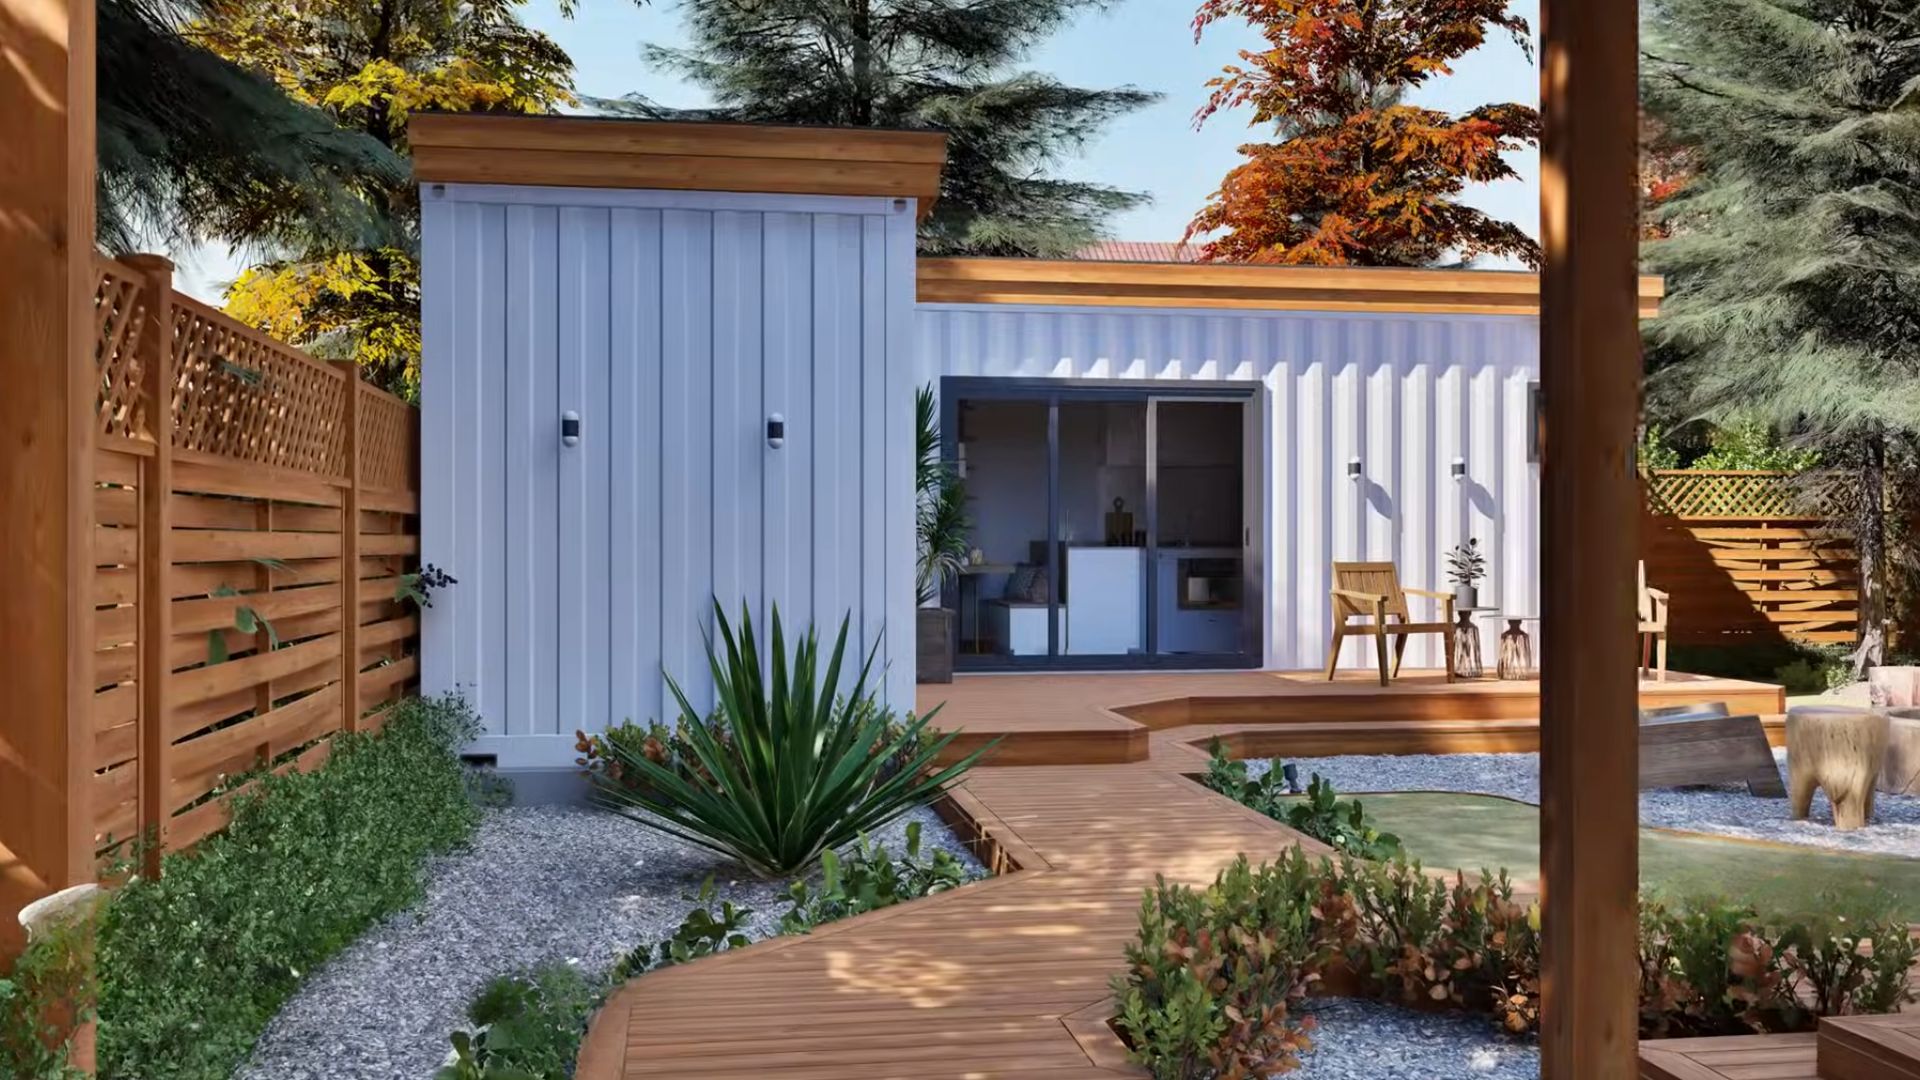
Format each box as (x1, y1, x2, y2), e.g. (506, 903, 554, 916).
(1639, 560, 1669, 682)
(1325, 562, 1456, 687)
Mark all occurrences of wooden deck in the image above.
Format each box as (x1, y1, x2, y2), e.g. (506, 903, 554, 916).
(575, 669, 1822, 1080)
(922, 668, 1787, 765)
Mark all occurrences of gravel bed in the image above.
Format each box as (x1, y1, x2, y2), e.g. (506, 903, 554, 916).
(1246, 750, 1920, 856)
(236, 802, 979, 1080)
(1296, 998, 1537, 1078)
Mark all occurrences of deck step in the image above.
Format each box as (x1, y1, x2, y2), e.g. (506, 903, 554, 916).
(1638, 1033, 1818, 1080)
(1819, 1013, 1920, 1080)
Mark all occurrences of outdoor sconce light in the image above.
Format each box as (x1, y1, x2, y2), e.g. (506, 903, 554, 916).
(1451, 458, 1467, 482)
(767, 413, 786, 449)
(1346, 457, 1363, 482)
(561, 410, 581, 448)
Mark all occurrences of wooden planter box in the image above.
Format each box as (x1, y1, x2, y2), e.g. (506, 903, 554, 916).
(917, 608, 955, 685)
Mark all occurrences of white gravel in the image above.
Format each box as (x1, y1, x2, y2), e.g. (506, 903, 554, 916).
(1247, 749, 1920, 856)
(235, 801, 979, 1080)
(1297, 998, 1538, 1079)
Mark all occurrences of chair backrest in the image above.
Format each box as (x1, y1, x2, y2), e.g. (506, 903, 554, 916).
(1331, 562, 1410, 620)
(1636, 559, 1657, 623)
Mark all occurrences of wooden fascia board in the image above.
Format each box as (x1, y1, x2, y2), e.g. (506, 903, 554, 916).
(409, 114, 948, 219)
(917, 257, 1667, 318)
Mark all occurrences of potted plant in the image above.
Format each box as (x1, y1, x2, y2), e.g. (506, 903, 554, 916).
(915, 386, 968, 683)
(1447, 537, 1486, 610)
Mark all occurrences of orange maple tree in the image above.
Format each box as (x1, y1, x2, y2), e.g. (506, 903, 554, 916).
(1185, 0, 1541, 267)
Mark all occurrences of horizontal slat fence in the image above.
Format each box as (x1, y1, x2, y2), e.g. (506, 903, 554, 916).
(1643, 470, 1857, 645)
(87, 253, 421, 871)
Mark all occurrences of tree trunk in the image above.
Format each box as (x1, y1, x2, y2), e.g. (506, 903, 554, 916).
(850, 0, 873, 127)
(1854, 429, 1888, 677)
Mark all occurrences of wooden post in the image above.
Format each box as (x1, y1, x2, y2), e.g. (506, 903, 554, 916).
(1538, 0, 1642, 1077)
(0, 0, 97, 968)
(123, 254, 175, 877)
(337, 363, 363, 731)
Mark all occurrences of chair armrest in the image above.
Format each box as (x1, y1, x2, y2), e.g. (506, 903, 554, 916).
(1330, 588, 1387, 603)
(1646, 586, 1669, 601)
(1402, 588, 1451, 600)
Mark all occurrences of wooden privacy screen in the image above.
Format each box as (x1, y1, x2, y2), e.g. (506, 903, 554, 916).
(1643, 470, 1856, 645)
(88, 254, 420, 867)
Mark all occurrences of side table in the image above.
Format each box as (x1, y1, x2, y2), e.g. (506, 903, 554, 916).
(1452, 606, 1500, 679)
(1497, 614, 1538, 680)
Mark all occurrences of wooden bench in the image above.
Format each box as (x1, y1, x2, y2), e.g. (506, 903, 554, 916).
(1639, 702, 1787, 797)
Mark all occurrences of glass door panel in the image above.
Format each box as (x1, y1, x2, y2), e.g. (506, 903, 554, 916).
(949, 397, 1056, 660)
(1056, 399, 1148, 656)
(1149, 399, 1248, 658)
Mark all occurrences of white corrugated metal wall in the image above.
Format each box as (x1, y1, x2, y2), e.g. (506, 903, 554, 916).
(914, 304, 1540, 672)
(421, 184, 917, 768)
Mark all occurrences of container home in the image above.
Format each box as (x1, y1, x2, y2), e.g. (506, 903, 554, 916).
(412, 113, 1661, 771)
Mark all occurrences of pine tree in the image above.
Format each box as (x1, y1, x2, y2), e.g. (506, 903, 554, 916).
(1184, 0, 1540, 267)
(189, 0, 578, 395)
(98, 0, 405, 256)
(1642, 0, 1920, 672)
(602, 0, 1158, 257)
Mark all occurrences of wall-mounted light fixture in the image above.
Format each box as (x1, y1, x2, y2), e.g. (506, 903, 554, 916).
(561, 410, 581, 448)
(767, 413, 786, 449)
(1346, 457, 1363, 482)
(1450, 457, 1467, 482)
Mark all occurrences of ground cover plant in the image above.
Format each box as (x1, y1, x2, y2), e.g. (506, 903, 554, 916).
(1202, 742, 1403, 860)
(89, 695, 482, 1080)
(1114, 850, 1917, 1079)
(587, 601, 989, 877)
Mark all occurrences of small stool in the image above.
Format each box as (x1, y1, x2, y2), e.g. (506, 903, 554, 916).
(1785, 705, 1890, 830)
(1496, 615, 1537, 680)
(1883, 708, 1920, 797)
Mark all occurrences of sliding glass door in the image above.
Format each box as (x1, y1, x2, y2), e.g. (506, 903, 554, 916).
(942, 379, 1260, 671)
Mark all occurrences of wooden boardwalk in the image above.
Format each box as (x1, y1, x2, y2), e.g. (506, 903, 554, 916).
(576, 669, 1809, 1080)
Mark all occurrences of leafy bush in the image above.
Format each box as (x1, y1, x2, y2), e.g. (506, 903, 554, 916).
(1114, 853, 1916, 1077)
(436, 964, 599, 1080)
(1201, 743, 1402, 860)
(779, 820, 977, 934)
(589, 601, 988, 877)
(94, 694, 482, 1080)
(0, 894, 99, 1080)
(1113, 850, 1338, 1080)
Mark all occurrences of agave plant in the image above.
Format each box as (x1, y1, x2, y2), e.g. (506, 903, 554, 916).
(590, 601, 988, 877)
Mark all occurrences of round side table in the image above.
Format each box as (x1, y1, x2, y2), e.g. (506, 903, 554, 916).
(1497, 614, 1538, 680)
(1452, 606, 1500, 679)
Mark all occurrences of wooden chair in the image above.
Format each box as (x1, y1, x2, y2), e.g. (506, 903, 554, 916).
(1638, 560, 1669, 682)
(1325, 562, 1456, 687)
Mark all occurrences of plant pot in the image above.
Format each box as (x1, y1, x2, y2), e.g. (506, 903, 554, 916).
(1453, 584, 1479, 610)
(916, 607, 955, 684)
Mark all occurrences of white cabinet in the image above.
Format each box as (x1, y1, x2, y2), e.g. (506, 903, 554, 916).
(1066, 547, 1145, 654)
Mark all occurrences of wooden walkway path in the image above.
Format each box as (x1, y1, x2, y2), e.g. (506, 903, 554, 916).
(574, 670, 1818, 1080)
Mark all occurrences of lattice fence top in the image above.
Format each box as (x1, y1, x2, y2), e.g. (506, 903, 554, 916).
(170, 294, 351, 477)
(358, 384, 415, 492)
(1645, 470, 1831, 520)
(94, 260, 150, 441)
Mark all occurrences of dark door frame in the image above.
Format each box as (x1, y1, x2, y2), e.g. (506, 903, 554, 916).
(938, 377, 1264, 672)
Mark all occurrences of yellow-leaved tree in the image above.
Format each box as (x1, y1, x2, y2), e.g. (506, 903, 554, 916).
(190, 0, 579, 396)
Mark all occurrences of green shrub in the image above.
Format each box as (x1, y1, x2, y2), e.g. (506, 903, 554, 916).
(609, 878, 756, 981)
(94, 694, 482, 1080)
(436, 964, 599, 1080)
(0, 895, 99, 1080)
(589, 601, 989, 877)
(1202, 742, 1402, 861)
(778, 820, 978, 934)
(1112, 850, 1339, 1079)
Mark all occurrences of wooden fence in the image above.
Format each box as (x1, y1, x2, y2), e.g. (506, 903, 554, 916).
(86, 254, 421, 870)
(1643, 470, 1857, 645)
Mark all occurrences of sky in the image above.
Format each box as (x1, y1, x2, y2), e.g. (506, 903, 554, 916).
(173, 0, 1543, 302)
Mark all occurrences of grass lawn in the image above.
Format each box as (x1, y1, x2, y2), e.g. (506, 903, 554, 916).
(1355, 791, 1920, 921)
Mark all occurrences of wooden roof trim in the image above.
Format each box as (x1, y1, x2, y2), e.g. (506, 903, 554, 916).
(918, 257, 1666, 318)
(408, 114, 949, 217)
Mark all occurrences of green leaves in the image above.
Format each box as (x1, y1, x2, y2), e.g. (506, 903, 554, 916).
(589, 601, 991, 878)
(778, 821, 979, 934)
(1201, 742, 1403, 861)
(437, 964, 597, 1080)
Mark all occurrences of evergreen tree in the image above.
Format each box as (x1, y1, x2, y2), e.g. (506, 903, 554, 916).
(1642, 0, 1920, 672)
(604, 0, 1158, 257)
(98, 0, 406, 256)
(190, 0, 578, 395)
(1184, 0, 1540, 267)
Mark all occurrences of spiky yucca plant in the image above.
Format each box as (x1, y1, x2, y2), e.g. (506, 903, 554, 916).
(591, 601, 987, 877)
